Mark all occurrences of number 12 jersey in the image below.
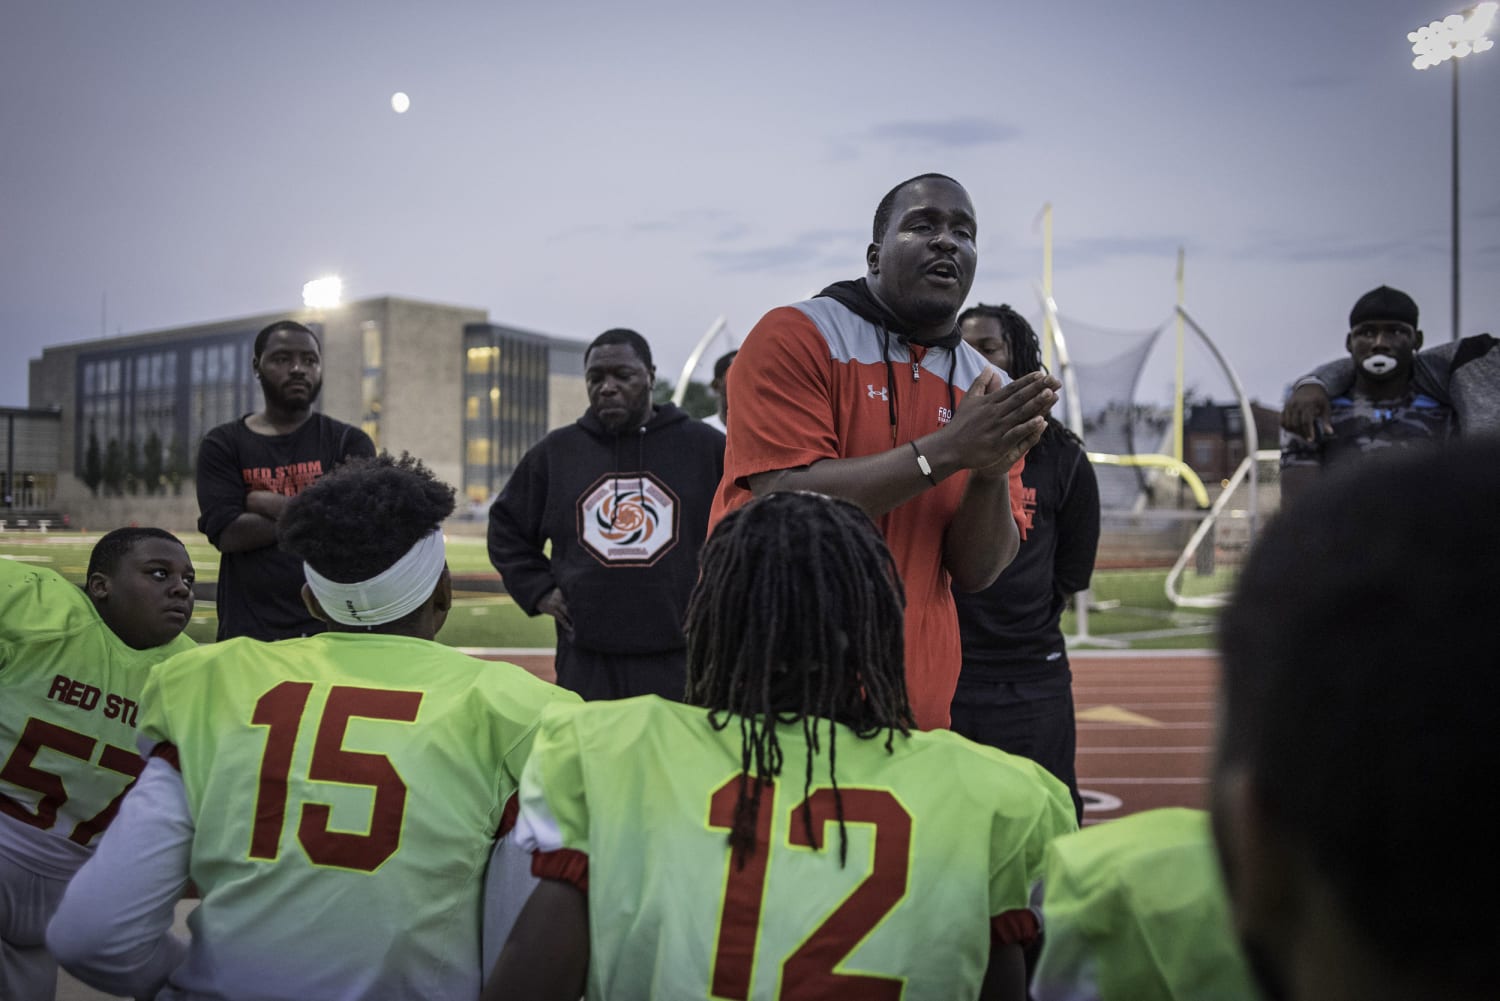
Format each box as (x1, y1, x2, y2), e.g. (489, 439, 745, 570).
(512, 696, 1078, 1000)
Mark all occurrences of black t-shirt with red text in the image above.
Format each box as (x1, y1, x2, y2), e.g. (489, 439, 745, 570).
(196, 414, 375, 641)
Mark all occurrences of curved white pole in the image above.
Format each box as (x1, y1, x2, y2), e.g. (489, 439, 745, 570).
(672, 315, 728, 406)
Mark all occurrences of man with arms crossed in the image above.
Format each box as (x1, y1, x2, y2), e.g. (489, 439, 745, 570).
(49, 455, 578, 1000)
(196, 319, 375, 640)
(0, 527, 195, 1000)
(711, 174, 1060, 730)
(488, 491, 1076, 1001)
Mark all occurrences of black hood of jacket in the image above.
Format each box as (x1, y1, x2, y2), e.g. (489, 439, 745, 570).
(817, 278, 963, 351)
(576, 401, 692, 440)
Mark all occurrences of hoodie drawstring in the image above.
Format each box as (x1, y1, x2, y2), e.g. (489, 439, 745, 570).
(880, 325, 959, 445)
(637, 426, 646, 512)
(611, 435, 622, 528)
(609, 425, 648, 528)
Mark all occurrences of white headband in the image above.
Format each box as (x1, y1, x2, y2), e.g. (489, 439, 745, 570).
(304, 529, 447, 627)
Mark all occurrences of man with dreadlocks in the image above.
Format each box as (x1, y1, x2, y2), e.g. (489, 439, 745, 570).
(48, 454, 578, 1001)
(952, 303, 1099, 823)
(486, 491, 1077, 1001)
(710, 173, 1061, 731)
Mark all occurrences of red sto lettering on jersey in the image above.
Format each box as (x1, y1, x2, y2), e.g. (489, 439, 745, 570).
(241, 460, 326, 497)
(44, 674, 140, 726)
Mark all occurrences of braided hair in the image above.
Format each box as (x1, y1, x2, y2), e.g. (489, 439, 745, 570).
(959, 302, 1083, 448)
(684, 491, 913, 868)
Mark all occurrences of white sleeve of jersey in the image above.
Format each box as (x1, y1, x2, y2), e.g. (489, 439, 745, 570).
(46, 756, 192, 998)
(481, 831, 541, 975)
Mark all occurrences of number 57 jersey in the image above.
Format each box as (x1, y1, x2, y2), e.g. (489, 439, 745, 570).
(137, 632, 577, 1000)
(512, 697, 1079, 1000)
(0, 560, 195, 877)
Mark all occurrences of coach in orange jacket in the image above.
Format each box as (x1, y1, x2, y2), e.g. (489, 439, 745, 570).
(709, 173, 1059, 730)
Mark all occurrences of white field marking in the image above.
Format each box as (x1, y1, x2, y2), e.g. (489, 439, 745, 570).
(1076, 746, 1211, 754)
(1069, 649, 1216, 659)
(459, 647, 555, 657)
(1079, 790, 1124, 812)
(1076, 777, 1209, 784)
(1077, 722, 1213, 730)
(1072, 686, 1216, 694)
(1078, 702, 1216, 710)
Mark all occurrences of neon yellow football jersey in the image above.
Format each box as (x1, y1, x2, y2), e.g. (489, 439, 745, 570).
(0, 558, 194, 876)
(137, 633, 578, 1000)
(515, 696, 1078, 1000)
(1033, 808, 1259, 1001)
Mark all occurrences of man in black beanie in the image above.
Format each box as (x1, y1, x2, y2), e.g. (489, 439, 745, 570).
(1282, 287, 1499, 445)
(1280, 286, 1454, 505)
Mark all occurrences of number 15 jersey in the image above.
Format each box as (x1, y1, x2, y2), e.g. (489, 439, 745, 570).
(512, 696, 1078, 1000)
(138, 632, 577, 1000)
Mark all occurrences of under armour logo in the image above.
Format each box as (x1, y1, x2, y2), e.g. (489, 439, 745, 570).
(867, 384, 888, 401)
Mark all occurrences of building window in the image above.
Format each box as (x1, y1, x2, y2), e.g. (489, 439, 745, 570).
(76, 331, 256, 484)
(361, 321, 383, 448)
(461, 326, 553, 504)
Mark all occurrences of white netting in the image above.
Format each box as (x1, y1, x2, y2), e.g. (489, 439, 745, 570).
(1033, 311, 1172, 511)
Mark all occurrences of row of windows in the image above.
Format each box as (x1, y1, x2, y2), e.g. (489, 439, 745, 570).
(75, 336, 260, 477)
(71, 324, 561, 501)
(461, 329, 552, 502)
(361, 322, 383, 449)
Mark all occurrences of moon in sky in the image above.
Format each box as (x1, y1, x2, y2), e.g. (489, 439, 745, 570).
(391, 92, 410, 114)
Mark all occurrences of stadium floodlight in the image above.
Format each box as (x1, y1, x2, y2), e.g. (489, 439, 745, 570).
(1409, 3, 1496, 68)
(1407, 3, 1495, 342)
(302, 276, 343, 310)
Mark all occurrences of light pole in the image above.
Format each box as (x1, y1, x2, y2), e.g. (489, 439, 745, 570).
(301, 275, 343, 311)
(1409, 3, 1496, 342)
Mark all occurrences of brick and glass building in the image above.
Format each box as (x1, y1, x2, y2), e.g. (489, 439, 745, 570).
(25, 296, 588, 526)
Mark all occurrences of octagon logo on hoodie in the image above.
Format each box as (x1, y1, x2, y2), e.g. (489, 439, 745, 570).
(577, 473, 680, 566)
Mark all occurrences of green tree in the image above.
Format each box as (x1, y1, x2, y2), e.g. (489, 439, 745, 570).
(103, 438, 125, 497)
(167, 437, 190, 496)
(124, 437, 141, 496)
(143, 430, 164, 496)
(651, 378, 715, 420)
(83, 430, 103, 497)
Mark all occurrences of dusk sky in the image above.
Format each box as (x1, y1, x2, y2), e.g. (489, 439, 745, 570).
(4, 0, 1498, 412)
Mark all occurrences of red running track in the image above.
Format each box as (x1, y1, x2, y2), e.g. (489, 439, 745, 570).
(472, 648, 1219, 825)
(1070, 650, 1217, 824)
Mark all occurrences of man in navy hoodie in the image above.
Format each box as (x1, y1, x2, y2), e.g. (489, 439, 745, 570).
(488, 328, 726, 700)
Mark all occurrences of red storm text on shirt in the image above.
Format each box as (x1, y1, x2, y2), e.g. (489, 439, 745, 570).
(240, 460, 326, 496)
